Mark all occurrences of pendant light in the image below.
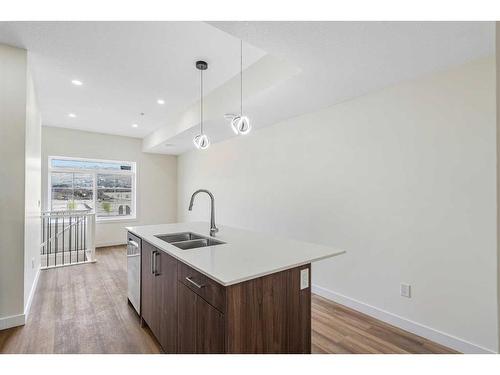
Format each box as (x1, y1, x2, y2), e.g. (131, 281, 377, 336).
(193, 60, 210, 150)
(230, 40, 251, 135)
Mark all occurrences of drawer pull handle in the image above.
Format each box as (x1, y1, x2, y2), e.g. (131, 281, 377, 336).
(151, 251, 155, 274)
(153, 251, 160, 276)
(185, 276, 204, 289)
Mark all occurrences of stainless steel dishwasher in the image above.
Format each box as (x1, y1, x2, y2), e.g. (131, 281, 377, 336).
(127, 235, 141, 315)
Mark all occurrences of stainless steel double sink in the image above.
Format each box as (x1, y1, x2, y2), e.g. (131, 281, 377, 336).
(155, 232, 225, 250)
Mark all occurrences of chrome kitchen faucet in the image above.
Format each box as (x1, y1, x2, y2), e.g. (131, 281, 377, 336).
(188, 189, 219, 237)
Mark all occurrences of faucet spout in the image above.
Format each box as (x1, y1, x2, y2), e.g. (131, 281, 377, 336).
(188, 189, 219, 236)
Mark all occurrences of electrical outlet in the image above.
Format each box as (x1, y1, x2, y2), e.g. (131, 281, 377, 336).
(300, 268, 309, 290)
(400, 283, 411, 298)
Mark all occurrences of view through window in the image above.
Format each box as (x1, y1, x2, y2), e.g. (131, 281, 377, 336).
(49, 157, 136, 220)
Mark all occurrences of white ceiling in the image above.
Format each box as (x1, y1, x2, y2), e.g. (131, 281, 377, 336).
(207, 21, 495, 133)
(147, 21, 495, 154)
(0, 21, 266, 137)
(0, 22, 495, 154)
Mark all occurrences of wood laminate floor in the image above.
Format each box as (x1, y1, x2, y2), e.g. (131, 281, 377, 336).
(311, 295, 457, 354)
(0, 246, 457, 354)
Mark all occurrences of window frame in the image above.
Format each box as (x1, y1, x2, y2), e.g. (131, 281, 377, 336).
(48, 155, 137, 223)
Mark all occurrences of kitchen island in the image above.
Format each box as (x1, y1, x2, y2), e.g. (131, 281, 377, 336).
(126, 222, 344, 354)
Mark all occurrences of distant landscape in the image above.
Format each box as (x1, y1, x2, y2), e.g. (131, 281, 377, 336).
(51, 172, 132, 217)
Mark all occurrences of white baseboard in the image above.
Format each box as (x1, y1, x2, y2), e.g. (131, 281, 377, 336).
(0, 314, 25, 330)
(0, 268, 40, 331)
(312, 284, 496, 354)
(24, 267, 40, 318)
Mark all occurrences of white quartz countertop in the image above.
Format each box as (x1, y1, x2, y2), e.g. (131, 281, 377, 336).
(126, 222, 345, 286)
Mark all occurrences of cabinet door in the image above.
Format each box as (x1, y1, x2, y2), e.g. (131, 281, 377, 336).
(177, 282, 225, 354)
(141, 242, 156, 332)
(196, 296, 224, 354)
(177, 283, 197, 353)
(158, 251, 178, 353)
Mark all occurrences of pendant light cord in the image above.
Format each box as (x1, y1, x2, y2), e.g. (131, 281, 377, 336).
(200, 68, 204, 134)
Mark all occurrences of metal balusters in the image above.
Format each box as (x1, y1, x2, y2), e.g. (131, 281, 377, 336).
(55, 217, 58, 267)
(62, 216, 65, 266)
(69, 215, 72, 264)
(76, 215, 79, 263)
(83, 215, 87, 261)
(78, 215, 81, 259)
(48, 217, 51, 266)
(40, 210, 96, 269)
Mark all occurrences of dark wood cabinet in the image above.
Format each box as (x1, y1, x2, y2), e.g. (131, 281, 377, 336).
(196, 292, 225, 353)
(177, 282, 197, 353)
(141, 241, 178, 353)
(225, 265, 311, 353)
(135, 232, 311, 354)
(178, 262, 226, 312)
(141, 241, 155, 333)
(177, 283, 224, 354)
(157, 251, 178, 352)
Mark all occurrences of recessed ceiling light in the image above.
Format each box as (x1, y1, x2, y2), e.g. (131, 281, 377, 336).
(132, 124, 138, 128)
(68, 113, 76, 118)
(71, 79, 83, 86)
(157, 99, 165, 105)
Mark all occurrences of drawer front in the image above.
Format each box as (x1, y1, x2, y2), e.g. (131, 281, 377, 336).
(178, 262, 226, 313)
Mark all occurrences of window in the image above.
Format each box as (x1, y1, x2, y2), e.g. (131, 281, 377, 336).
(49, 156, 136, 221)
(50, 172, 93, 211)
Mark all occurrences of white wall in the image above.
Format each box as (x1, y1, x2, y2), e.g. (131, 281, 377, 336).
(42, 127, 177, 247)
(178, 57, 498, 353)
(0, 44, 27, 326)
(496, 22, 500, 352)
(24, 66, 41, 311)
(0, 44, 42, 329)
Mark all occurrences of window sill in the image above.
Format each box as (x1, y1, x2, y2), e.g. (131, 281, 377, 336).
(96, 216, 137, 224)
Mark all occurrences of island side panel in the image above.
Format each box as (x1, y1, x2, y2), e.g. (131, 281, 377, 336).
(287, 264, 311, 353)
(225, 264, 311, 353)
